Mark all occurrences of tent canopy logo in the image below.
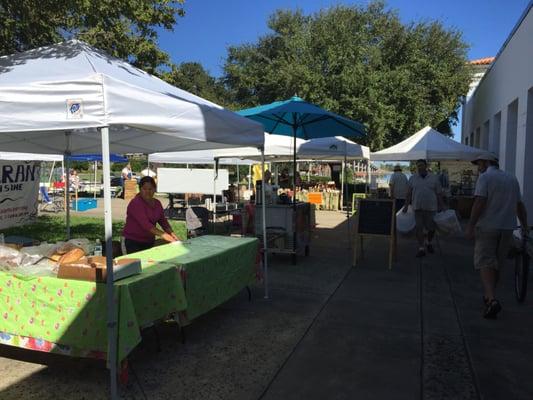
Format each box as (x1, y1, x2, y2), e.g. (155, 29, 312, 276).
(66, 99, 83, 119)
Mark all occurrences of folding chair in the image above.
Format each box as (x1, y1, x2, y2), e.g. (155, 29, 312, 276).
(39, 186, 63, 213)
(185, 206, 210, 237)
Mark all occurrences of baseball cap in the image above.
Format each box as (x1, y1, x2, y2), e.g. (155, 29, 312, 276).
(471, 152, 499, 164)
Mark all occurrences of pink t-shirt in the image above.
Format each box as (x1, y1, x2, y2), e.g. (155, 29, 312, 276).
(123, 194, 171, 243)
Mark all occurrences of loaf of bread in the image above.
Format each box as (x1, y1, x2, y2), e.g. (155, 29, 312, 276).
(58, 248, 86, 265)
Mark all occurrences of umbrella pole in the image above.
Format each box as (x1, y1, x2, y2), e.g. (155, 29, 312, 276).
(261, 148, 269, 299)
(100, 127, 118, 400)
(236, 164, 240, 202)
(292, 125, 297, 262)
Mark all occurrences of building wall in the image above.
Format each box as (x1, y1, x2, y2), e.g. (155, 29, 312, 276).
(462, 5, 533, 216)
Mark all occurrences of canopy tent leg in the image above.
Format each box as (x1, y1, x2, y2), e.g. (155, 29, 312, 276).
(341, 160, 345, 211)
(248, 165, 252, 191)
(94, 161, 97, 199)
(213, 161, 217, 233)
(261, 148, 269, 299)
(236, 164, 240, 202)
(47, 161, 55, 187)
(64, 132, 71, 240)
(100, 126, 118, 400)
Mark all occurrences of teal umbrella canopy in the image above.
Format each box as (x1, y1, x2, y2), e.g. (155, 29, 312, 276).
(237, 96, 366, 139)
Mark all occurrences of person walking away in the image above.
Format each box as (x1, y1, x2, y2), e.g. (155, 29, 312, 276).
(403, 159, 444, 257)
(389, 165, 408, 211)
(120, 163, 133, 199)
(465, 154, 528, 319)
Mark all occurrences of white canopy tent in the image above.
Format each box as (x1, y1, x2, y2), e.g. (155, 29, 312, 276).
(0, 152, 63, 161)
(0, 40, 264, 399)
(188, 133, 370, 161)
(371, 126, 491, 161)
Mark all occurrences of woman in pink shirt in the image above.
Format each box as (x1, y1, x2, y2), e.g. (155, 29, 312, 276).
(123, 176, 179, 254)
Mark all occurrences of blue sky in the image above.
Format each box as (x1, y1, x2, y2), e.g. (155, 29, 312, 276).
(158, 0, 531, 138)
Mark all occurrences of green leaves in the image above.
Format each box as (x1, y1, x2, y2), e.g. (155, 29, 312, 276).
(0, 0, 185, 73)
(222, 2, 471, 150)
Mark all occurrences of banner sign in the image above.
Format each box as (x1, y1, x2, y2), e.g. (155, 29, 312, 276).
(0, 161, 41, 229)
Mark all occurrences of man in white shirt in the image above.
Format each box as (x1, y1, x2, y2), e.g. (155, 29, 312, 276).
(403, 159, 444, 257)
(466, 153, 528, 319)
(389, 165, 408, 211)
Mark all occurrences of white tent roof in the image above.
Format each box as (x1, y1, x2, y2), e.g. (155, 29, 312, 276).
(371, 126, 491, 161)
(0, 40, 264, 154)
(153, 134, 369, 163)
(148, 151, 255, 165)
(0, 152, 63, 161)
(298, 136, 370, 160)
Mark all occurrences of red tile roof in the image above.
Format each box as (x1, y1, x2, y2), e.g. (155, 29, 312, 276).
(469, 57, 495, 65)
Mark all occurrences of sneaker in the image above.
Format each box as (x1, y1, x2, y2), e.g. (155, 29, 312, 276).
(483, 299, 502, 319)
(416, 248, 426, 258)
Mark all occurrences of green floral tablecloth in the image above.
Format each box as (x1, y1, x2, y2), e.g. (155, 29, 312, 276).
(0, 258, 186, 365)
(0, 235, 258, 365)
(122, 235, 259, 321)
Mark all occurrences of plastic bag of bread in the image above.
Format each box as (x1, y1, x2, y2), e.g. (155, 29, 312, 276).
(58, 247, 86, 265)
(0, 244, 24, 270)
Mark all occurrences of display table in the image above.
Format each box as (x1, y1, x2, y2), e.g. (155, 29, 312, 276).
(121, 236, 258, 321)
(0, 235, 258, 366)
(297, 191, 339, 211)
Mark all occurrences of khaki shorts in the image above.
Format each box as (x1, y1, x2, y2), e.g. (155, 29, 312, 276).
(414, 210, 436, 234)
(474, 229, 513, 270)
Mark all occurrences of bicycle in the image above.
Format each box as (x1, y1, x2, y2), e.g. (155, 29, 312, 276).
(513, 227, 532, 303)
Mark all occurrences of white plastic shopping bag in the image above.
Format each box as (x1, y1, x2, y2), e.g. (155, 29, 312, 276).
(396, 205, 415, 234)
(434, 209, 462, 236)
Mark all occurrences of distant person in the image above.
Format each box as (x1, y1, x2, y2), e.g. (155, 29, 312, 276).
(389, 165, 408, 211)
(466, 154, 528, 319)
(69, 169, 80, 191)
(120, 163, 133, 199)
(279, 168, 290, 189)
(123, 176, 180, 253)
(295, 171, 302, 188)
(403, 159, 444, 257)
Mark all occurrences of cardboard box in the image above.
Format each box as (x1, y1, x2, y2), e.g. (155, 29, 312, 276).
(57, 256, 141, 282)
(124, 179, 138, 201)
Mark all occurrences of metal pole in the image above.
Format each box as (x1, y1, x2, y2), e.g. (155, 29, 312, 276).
(248, 165, 252, 191)
(64, 132, 71, 239)
(292, 123, 297, 261)
(213, 161, 217, 233)
(341, 160, 345, 211)
(100, 127, 118, 400)
(261, 148, 269, 299)
(236, 164, 240, 202)
(94, 161, 97, 199)
(47, 161, 55, 187)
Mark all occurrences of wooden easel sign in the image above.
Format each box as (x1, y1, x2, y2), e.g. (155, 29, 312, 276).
(352, 198, 396, 269)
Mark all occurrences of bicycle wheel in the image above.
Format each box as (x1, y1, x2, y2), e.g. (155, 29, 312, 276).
(515, 250, 530, 303)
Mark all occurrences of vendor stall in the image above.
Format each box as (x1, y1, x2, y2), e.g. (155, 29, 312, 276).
(370, 126, 492, 218)
(0, 235, 258, 373)
(0, 40, 264, 398)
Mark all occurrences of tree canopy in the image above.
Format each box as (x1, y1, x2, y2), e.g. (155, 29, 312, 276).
(0, 0, 185, 74)
(223, 2, 472, 150)
(162, 62, 228, 105)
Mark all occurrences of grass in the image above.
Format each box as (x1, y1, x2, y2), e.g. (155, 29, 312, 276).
(0, 215, 187, 243)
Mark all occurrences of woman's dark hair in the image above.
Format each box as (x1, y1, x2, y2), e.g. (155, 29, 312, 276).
(416, 159, 427, 166)
(139, 176, 156, 189)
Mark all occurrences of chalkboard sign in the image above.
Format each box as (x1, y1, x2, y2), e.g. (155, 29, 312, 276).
(357, 199, 394, 236)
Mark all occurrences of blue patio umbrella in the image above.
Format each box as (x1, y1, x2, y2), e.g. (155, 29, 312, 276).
(238, 96, 366, 261)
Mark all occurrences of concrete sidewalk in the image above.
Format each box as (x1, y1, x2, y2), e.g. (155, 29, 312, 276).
(1, 211, 533, 399)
